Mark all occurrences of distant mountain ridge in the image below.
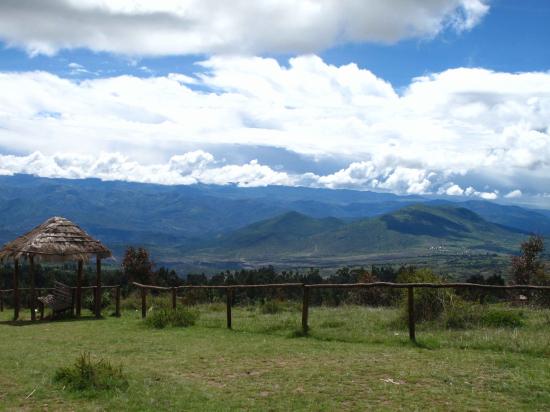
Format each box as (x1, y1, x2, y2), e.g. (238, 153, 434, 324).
(198, 205, 524, 260)
(0, 175, 545, 264)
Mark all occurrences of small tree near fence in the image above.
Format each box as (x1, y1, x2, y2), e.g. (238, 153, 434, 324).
(122, 247, 155, 285)
(511, 235, 545, 285)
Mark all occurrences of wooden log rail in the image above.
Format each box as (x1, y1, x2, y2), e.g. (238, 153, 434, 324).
(133, 281, 550, 341)
(0, 285, 121, 318)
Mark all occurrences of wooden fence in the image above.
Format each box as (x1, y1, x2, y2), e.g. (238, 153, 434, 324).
(133, 281, 550, 342)
(0, 285, 121, 319)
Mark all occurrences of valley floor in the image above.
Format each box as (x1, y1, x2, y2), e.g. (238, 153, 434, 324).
(1, 305, 549, 411)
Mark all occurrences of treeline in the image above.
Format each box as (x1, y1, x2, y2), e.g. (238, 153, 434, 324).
(2, 235, 547, 308)
(170, 265, 510, 307)
(0, 262, 506, 307)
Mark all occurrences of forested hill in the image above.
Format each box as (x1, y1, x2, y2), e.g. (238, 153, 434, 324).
(196, 205, 524, 260)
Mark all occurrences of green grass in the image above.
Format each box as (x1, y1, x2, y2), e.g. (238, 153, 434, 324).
(1, 303, 550, 411)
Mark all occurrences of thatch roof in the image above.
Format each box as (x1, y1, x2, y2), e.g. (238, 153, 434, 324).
(0, 216, 112, 262)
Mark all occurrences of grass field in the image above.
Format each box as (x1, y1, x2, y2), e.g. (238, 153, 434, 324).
(1, 302, 550, 411)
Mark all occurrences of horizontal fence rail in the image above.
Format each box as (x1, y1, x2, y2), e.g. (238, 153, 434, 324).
(132, 281, 550, 342)
(132, 282, 304, 290)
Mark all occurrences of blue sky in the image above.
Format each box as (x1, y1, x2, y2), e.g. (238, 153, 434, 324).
(1, 0, 548, 87)
(0, 0, 549, 206)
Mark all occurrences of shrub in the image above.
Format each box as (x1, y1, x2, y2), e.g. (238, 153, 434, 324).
(481, 309, 525, 328)
(408, 295, 526, 330)
(144, 307, 199, 329)
(119, 291, 142, 311)
(54, 353, 128, 392)
(351, 271, 401, 306)
(83, 291, 112, 313)
(444, 299, 481, 329)
(398, 268, 453, 323)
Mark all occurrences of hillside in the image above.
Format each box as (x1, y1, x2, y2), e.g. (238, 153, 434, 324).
(196, 205, 525, 260)
(428, 199, 550, 235)
(0, 175, 544, 266)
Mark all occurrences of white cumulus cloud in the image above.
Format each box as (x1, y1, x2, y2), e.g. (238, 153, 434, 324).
(0, 55, 550, 198)
(0, 151, 292, 187)
(0, 150, 504, 198)
(505, 189, 522, 199)
(0, 0, 489, 56)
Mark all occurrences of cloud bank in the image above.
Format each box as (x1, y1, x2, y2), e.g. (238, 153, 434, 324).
(0, 54, 549, 200)
(0, 150, 501, 201)
(0, 0, 489, 56)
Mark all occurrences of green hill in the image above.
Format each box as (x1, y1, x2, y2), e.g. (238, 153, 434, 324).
(201, 205, 524, 259)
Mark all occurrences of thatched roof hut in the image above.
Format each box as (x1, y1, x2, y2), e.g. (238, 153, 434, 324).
(0, 216, 112, 321)
(0, 216, 111, 262)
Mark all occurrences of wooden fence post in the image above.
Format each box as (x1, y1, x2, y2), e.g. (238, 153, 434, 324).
(172, 287, 177, 310)
(226, 288, 232, 329)
(302, 285, 309, 334)
(408, 286, 416, 342)
(141, 287, 147, 319)
(115, 286, 121, 317)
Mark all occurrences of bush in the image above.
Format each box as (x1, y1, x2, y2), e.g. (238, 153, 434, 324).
(398, 268, 453, 323)
(119, 291, 142, 311)
(144, 307, 199, 329)
(481, 309, 525, 328)
(444, 305, 525, 329)
(54, 353, 128, 392)
(444, 299, 481, 329)
(83, 291, 112, 313)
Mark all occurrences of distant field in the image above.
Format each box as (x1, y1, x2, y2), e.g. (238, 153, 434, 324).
(165, 251, 514, 280)
(1, 304, 550, 411)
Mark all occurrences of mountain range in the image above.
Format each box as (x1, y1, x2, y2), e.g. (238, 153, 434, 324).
(0, 174, 546, 272)
(193, 205, 524, 261)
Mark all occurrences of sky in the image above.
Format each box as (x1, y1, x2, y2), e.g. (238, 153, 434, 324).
(0, 0, 549, 206)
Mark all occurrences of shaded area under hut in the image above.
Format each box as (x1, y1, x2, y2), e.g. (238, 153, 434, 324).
(0, 216, 112, 321)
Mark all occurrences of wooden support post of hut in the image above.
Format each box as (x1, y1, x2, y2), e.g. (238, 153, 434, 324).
(0, 217, 112, 321)
(13, 259, 20, 320)
(76, 259, 83, 318)
(95, 256, 102, 318)
(29, 255, 36, 321)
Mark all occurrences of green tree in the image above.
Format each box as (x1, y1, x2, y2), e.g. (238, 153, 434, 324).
(511, 235, 545, 285)
(122, 247, 154, 285)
